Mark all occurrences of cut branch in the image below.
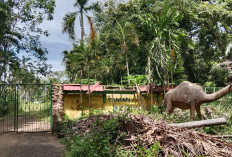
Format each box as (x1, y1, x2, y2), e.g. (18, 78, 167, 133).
(213, 135, 232, 138)
(169, 118, 227, 128)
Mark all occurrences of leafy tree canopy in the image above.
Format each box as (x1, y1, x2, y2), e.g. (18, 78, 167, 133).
(63, 0, 232, 87)
(0, 0, 55, 83)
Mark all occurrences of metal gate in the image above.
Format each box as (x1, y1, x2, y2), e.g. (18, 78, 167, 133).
(0, 84, 52, 133)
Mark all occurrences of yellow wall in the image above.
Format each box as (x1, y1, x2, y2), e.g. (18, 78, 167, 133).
(64, 93, 164, 118)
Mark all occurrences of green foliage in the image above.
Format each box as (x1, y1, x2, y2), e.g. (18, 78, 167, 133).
(63, 40, 102, 83)
(204, 81, 216, 87)
(0, 0, 55, 83)
(137, 142, 162, 157)
(65, 0, 232, 86)
(0, 85, 16, 117)
(75, 78, 101, 85)
(201, 101, 232, 136)
(181, 149, 190, 157)
(62, 0, 97, 42)
(123, 75, 148, 86)
(64, 118, 121, 157)
(42, 71, 69, 84)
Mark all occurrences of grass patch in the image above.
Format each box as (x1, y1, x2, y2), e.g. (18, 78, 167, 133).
(61, 115, 122, 157)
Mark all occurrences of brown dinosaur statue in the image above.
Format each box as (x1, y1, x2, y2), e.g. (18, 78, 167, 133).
(164, 81, 232, 121)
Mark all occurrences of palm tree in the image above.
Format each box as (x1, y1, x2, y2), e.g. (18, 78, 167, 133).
(0, 1, 23, 83)
(137, 0, 186, 87)
(62, 0, 94, 43)
(62, 50, 81, 82)
(63, 48, 85, 112)
(21, 56, 34, 71)
(73, 44, 96, 112)
(106, 21, 139, 84)
(63, 41, 97, 112)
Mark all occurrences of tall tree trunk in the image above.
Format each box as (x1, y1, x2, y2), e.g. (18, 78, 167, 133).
(80, 8, 84, 44)
(124, 44, 130, 84)
(171, 68, 174, 89)
(148, 56, 151, 85)
(169, 30, 174, 89)
(126, 51, 130, 78)
(81, 27, 84, 43)
(120, 69, 122, 86)
(80, 7, 84, 112)
(80, 69, 83, 114)
(148, 56, 153, 108)
(87, 65, 91, 113)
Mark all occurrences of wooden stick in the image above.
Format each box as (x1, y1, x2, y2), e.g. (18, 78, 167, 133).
(169, 118, 227, 128)
(213, 135, 232, 138)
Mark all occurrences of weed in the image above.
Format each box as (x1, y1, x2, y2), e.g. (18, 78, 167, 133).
(62, 116, 122, 157)
(137, 142, 163, 157)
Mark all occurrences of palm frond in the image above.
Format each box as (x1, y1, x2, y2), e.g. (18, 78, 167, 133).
(62, 12, 78, 40)
(4, 35, 20, 48)
(5, 31, 22, 40)
(74, 0, 89, 7)
(86, 15, 97, 42)
(225, 42, 232, 57)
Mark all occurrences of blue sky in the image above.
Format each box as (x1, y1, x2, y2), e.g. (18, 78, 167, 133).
(40, 0, 101, 71)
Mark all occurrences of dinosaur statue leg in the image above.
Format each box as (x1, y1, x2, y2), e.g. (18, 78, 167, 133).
(163, 100, 174, 120)
(196, 106, 202, 120)
(166, 100, 174, 114)
(190, 104, 196, 121)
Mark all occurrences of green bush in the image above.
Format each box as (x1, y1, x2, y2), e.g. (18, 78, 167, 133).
(64, 118, 121, 157)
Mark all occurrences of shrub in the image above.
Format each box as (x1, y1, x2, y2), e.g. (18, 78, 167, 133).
(64, 118, 121, 157)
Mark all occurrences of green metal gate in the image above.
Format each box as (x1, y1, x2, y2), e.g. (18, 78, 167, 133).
(0, 84, 52, 133)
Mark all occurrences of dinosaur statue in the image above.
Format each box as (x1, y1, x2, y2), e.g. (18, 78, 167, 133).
(164, 81, 232, 121)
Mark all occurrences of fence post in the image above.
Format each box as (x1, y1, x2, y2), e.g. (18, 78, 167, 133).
(16, 84, 18, 133)
(14, 85, 17, 132)
(50, 84, 53, 131)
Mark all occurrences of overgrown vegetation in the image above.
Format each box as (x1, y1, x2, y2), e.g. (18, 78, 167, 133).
(2, 0, 232, 155)
(60, 95, 232, 157)
(62, 0, 232, 87)
(0, 0, 55, 84)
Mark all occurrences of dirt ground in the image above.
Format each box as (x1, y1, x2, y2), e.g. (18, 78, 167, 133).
(0, 115, 51, 133)
(0, 133, 65, 157)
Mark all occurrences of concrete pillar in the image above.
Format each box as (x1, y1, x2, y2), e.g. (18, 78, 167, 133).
(52, 84, 64, 132)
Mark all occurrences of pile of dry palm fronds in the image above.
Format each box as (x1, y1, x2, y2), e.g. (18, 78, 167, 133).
(71, 114, 232, 156)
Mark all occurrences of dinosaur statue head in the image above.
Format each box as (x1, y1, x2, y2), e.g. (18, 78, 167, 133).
(229, 82, 232, 91)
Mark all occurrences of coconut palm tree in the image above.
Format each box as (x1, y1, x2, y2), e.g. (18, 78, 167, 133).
(106, 21, 139, 84)
(62, 0, 94, 43)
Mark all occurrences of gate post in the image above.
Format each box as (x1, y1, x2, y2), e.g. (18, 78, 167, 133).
(52, 84, 64, 132)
